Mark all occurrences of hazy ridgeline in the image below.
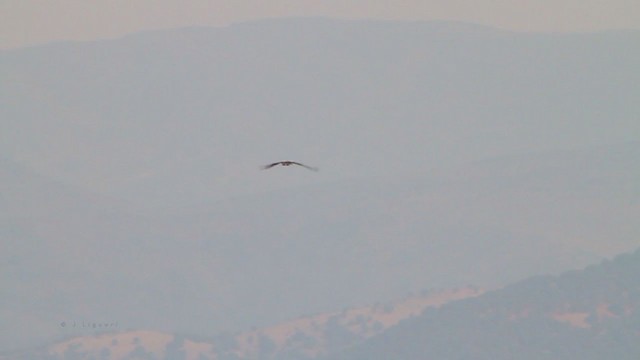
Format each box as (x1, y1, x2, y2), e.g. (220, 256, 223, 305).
(1, 18, 639, 354)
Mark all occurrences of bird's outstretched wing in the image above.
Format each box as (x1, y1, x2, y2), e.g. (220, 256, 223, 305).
(262, 162, 283, 170)
(290, 162, 319, 171)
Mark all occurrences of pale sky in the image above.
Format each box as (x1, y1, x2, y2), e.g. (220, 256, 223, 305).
(2, 0, 640, 49)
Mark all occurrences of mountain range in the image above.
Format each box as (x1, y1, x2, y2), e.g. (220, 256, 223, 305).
(4, 248, 638, 359)
(328, 248, 640, 360)
(1, 18, 639, 353)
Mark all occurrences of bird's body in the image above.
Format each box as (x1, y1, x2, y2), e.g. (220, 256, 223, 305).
(262, 161, 318, 171)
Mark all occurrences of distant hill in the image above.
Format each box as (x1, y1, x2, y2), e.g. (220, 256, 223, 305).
(2, 18, 639, 352)
(3, 287, 483, 359)
(328, 248, 640, 360)
(6, 248, 640, 359)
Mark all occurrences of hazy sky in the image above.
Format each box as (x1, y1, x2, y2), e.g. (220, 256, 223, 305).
(2, 0, 640, 49)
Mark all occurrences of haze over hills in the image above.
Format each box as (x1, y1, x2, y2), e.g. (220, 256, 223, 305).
(1, 18, 639, 352)
(6, 249, 639, 359)
(327, 248, 640, 360)
(3, 18, 639, 212)
(10, 287, 483, 359)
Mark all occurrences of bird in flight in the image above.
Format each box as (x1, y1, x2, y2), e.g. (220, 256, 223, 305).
(262, 161, 318, 171)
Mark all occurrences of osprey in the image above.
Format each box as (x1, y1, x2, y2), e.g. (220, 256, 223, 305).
(262, 161, 318, 171)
